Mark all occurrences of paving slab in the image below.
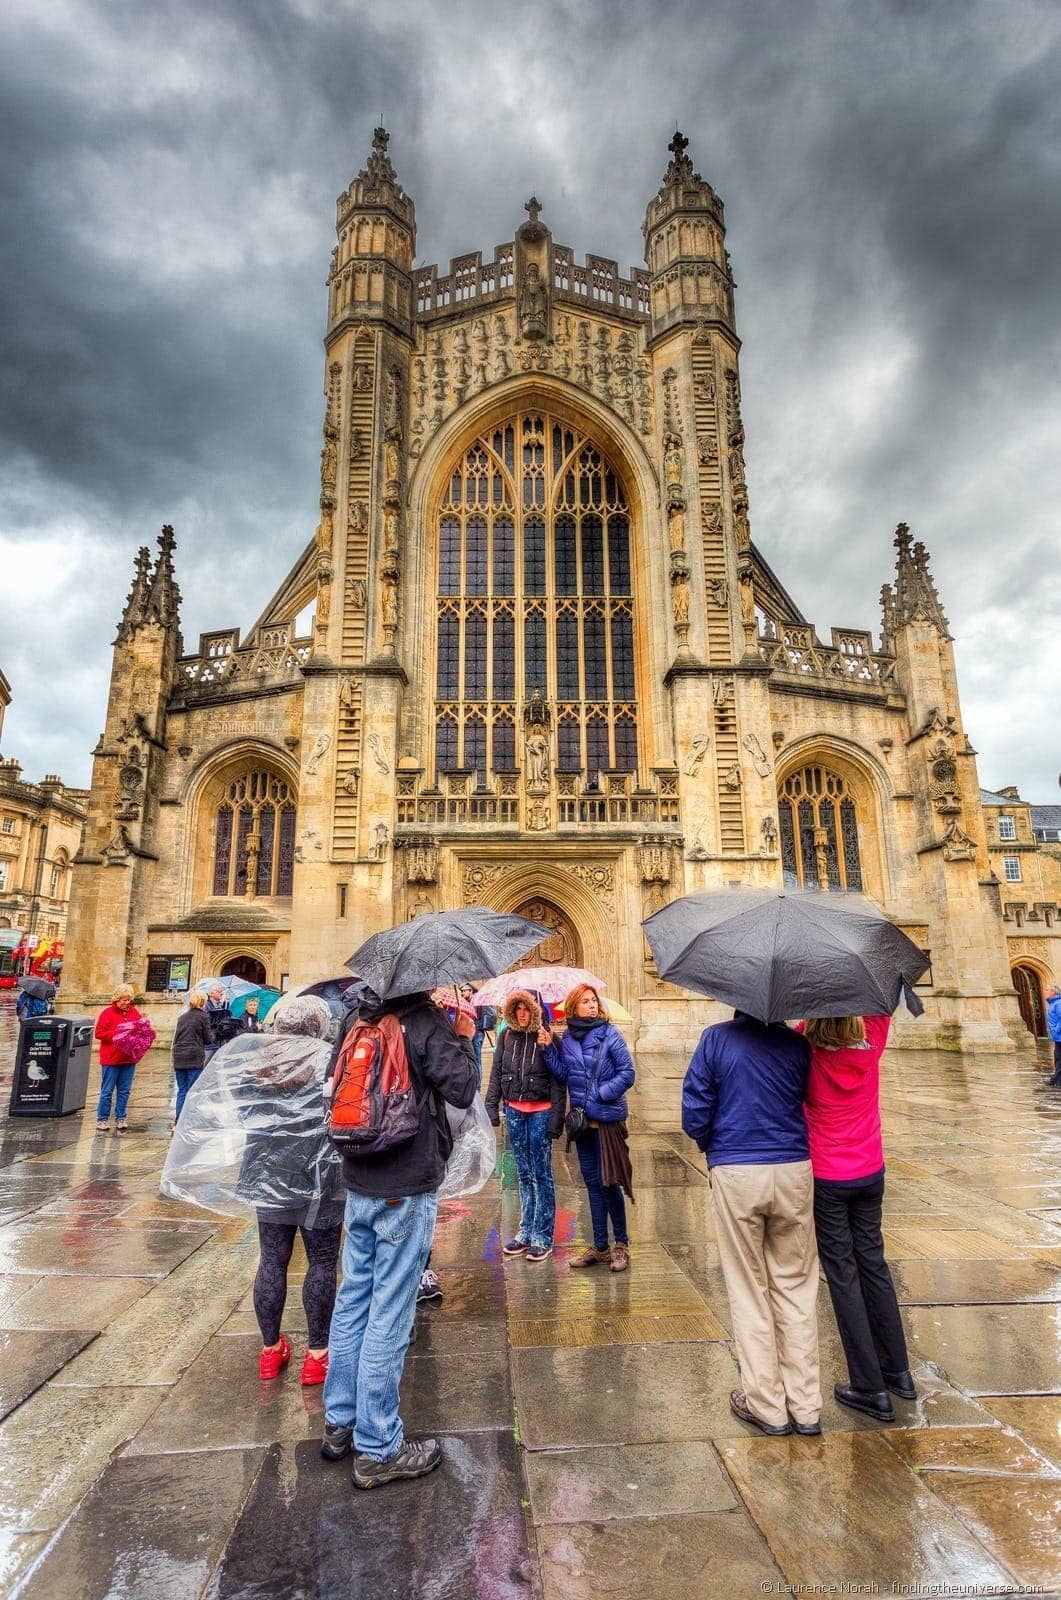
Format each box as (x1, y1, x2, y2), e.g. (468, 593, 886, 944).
(0, 1272, 154, 1331)
(513, 1342, 739, 1448)
(903, 1302, 1061, 1394)
(883, 1423, 1060, 1476)
(978, 1396, 1061, 1471)
(0, 1327, 97, 1420)
(16, 1447, 266, 1600)
(203, 1436, 535, 1600)
(509, 1309, 728, 1347)
(400, 1347, 513, 1433)
(524, 1439, 737, 1522)
(0, 1383, 166, 1534)
(718, 1430, 1013, 1589)
(537, 1510, 780, 1599)
(890, 1257, 1061, 1305)
(0, 1218, 211, 1277)
(921, 1471, 1061, 1590)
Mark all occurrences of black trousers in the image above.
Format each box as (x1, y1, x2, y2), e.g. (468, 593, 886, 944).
(1050, 1040, 1061, 1083)
(813, 1174, 909, 1392)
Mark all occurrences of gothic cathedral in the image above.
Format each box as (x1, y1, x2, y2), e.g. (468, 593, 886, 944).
(63, 130, 1026, 1050)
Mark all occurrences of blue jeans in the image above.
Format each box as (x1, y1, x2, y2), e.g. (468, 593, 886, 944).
(576, 1127, 628, 1250)
(174, 1068, 203, 1121)
(505, 1106, 556, 1250)
(96, 1064, 135, 1121)
(323, 1188, 439, 1461)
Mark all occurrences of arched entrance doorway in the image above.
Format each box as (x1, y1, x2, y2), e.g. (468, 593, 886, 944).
(221, 954, 267, 985)
(513, 899, 583, 969)
(1012, 965, 1046, 1036)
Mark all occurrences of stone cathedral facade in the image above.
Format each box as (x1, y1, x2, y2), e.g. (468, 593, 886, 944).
(64, 130, 1030, 1051)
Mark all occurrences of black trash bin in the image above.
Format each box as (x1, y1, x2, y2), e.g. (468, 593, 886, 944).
(9, 1015, 94, 1117)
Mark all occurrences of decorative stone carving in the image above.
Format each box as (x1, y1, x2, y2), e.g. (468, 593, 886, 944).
(367, 731, 390, 774)
(404, 837, 437, 883)
(525, 730, 550, 794)
(463, 863, 505, 902)
(345, 576, 367, 608)
(341, 766, 360, 798)
(722, 763, 742, 791)
(638, 841, 672, 884)
(709, 577, 728, 608)
(113, 743, 147, 821)
(305, 733, 331, 775)
(941, 820, 976, 862)
(685, 834, 710, 861)
(524, 688, 550, 727)
(667, 506, 686, 553)
(701, 501, 723, 536)
(338, 676, 358, 714)
(527, 800, 551, 831)
(684, 734, 711, 776)
(697, 434, 718, 466)
(519, 259, 547, 342)
(368, 821, 390, 861)
(761, 815, 778, 854)
(929, 749, 961, 815)
(378, 545, 400, 647)
(570, 862, 614, 897)
(348, 500, 368, 536)
(741, 733, 772, 777)
(670, 554, 691, 637)
(663, 432, 685, 512)
(737, 553, 756, 630)
(712, 677, 733, 707)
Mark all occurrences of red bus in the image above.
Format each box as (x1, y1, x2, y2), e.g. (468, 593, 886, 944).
(0, 933, 64, 990)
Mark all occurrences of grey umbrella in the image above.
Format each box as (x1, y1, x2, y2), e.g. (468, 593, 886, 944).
(346, 908, 552, 1002)
(642, 887, 930, 1024)
(16, 976, 57, 1002)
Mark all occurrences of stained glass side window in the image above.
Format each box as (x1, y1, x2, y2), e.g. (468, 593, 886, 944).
(464, 716, 487, 778)
(608, 516, 631, 594)
(464, 612, 486, 697)
(614, 715, 638, 772)
(524, 517, 545, 595)
(439, 518, 461, 596)
(581, 515, 605, 595)
(256, 805, 275, 897)
(779, 803, 799, 889)
(436, 613, 459, 697)
(465, 518, 487, 595)
(525, 613, 546, 693)
(556, 613, 580, 699)
(797, 798, 817, 891)
(492, 517, 514, 596)
(611, 612, 634, 698)
(492, 715, 515, 770)
(277, 805, 296, 895)
(779, 768, 865, 892)
(841, 798, 863, 890)
(213, 807, 232, 896)
(234, 804, 254, 893)
(493, 612, 515, 700)
(555, 516, 577, 595)
(558, 718, 581, 771)
(586, 714, 610, 776)
(583, 612, 607, 699)
(435, 717, 458, 774)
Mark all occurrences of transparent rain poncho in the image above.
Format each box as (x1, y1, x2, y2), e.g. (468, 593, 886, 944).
(161, 997, 343, 1223)
(161, 993, 498, 1215)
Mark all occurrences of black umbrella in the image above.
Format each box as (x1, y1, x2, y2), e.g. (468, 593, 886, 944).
(642, 887, 930, 1024)
(16, 976, 56, 1001)
(346, 908, 552, 1002)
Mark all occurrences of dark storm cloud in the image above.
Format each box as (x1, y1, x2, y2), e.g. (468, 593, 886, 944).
(1, 0, 1057, 796)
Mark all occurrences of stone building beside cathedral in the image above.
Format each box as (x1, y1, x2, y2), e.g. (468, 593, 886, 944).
(63, 130, 1047, 1050)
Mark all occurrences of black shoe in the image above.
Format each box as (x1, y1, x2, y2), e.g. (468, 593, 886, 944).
(352, 1436, 443, 1489)
(834, 1383, 895, 1422)
(321, 1422, 353, 1461)
(788, 1413, 823, 1435)
(883, 1369, 917, 1401)
(729, 1389, 793, 1436)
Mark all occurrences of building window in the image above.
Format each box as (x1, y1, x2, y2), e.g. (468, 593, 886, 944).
(433, 414, 639, 781)
(0, 818, 12, 835)
(50, 867, 60, 895)
(337, 883, 348, 918)
(1003, 855, 1022, 882)
(0, 862, 8, 891)
(997, 815, 1017, 841)
(778, 766, 864, 892)
(211, 769, 297, 897)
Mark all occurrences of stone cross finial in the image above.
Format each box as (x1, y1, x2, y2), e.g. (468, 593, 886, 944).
(373, 126, 389, 153)
(524, 195, 542, 224)
(668, 130, 689, 159)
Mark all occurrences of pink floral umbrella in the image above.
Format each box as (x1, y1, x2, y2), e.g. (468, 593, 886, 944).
(471, 965, 607, 1011)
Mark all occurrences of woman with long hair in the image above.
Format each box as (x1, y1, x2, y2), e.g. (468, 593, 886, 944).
(802, 1013, 914, 1422)
(485, 989, 564, 1262)
(544, 984, 635, 1272)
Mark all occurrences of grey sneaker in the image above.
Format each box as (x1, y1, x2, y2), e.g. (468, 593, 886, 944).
(416, 1268, 443, 1302)
(352, 1436, 443, 1489)
(320, 1422, 353, 1461)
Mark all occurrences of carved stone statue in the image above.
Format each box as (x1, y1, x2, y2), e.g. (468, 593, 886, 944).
(683, 734, 711, 776)
(305, 733, 331, 775)
(519, 262, 547, 342)
(741, 732, 772, 778)
(369, 822, 390, 861)
(244, 829, 261, 898)
(341, 766, 360, 798)
(737, 557, 756, 628)
(722, 763, 742, 792)
(663, 433, 684, 502)
(525, 732, 550, 792)
(761, 815, 778, 853)
(671, 564, 690, 625)
(709, 577, 728, 608)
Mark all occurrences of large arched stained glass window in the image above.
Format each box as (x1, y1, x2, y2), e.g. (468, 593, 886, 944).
(211, 769, 297, 897)
(434, 414, 638, 781)
(777, 766, 863, 893)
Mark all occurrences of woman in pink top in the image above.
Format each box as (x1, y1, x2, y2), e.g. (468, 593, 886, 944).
(802, 1014, 914, 1423)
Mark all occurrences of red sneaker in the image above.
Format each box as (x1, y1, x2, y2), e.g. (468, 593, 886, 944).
(258, 1336, 291, 1380)
(301, 1350, 329, 1386)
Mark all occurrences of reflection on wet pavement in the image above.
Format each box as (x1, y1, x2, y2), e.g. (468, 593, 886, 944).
(0, 1002, 1059, 1595)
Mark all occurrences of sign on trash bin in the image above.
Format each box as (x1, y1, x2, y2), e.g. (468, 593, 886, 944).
(9, 1016, 94, 1117)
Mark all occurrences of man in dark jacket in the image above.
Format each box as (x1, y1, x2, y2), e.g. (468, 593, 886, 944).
(682, 1012, 821, 1438)
(321, 992, 477, 1489)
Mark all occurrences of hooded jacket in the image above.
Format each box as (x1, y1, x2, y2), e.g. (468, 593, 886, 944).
(484, 991, 565, 1133)
(544, 1015, 635, 1124)
(330, 994, 478, 1199)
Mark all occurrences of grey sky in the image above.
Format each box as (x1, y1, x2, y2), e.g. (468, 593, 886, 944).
(1, 0, 1058, 798)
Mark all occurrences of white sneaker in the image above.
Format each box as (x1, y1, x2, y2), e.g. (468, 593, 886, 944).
(416, 1268, 443, 1302)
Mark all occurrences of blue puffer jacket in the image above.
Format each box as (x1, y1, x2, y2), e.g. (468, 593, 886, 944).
(1047, 993, 1061, 1043)
(544, 1018, 635, 1123)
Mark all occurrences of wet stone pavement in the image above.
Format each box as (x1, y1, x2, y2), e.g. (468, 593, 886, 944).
(0, 995, 1059, 1599)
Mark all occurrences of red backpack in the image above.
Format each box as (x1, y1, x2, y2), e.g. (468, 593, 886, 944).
(328, 1012, 420, 1155)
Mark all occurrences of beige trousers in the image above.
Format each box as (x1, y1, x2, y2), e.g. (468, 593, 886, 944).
(710, 1160, 822, 1427)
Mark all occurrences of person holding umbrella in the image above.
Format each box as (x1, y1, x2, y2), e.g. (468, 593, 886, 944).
(801, 1013, 915, 1421)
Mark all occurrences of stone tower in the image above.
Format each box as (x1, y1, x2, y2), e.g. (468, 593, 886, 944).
(64, 528, 182, 998)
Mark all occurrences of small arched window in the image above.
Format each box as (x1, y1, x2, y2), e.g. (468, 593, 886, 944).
(778, 765, 863, 893)
(211, 769, 297, 897)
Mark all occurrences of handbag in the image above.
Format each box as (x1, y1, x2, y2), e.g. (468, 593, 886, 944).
(563, 1038, 603, 1148)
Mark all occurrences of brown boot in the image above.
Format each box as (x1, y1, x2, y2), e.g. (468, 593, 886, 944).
(568, 1245, 610, 1268)
(609, 1244, 630, 1272)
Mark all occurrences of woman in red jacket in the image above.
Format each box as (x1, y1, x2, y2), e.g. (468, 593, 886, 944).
(802, 1014, 914, 1423)
(94, 983, 143, 1133)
